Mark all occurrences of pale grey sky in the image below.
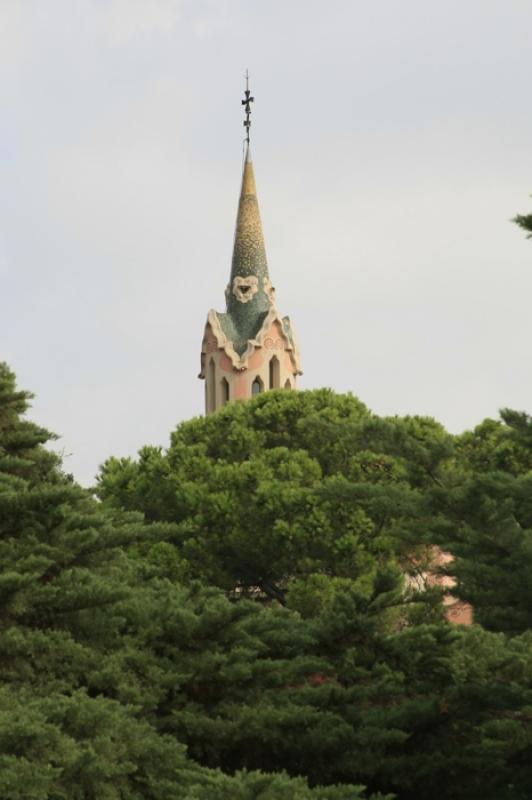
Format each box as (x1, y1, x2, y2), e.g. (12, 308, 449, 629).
(1, 0, 532, 484)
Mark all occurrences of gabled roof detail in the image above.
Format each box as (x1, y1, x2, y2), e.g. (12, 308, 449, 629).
(198, 306, 302, 378)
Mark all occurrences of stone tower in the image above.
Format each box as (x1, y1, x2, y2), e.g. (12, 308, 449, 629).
(199, 86, 301, 414)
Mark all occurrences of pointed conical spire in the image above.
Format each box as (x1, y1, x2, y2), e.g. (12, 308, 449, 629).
(227, 145, 270, 315)
(222, 77, 276, 352)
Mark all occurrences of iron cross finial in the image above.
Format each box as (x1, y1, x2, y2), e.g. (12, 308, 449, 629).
(242, 69, 254, 144)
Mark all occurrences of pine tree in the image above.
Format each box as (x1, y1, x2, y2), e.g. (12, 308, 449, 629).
(0, 364, 384, 799)
(97, 391, 452, 605)
(513, 199, 532, 238)
(98, 388, 532, 800)
(438, 410, 532, 633)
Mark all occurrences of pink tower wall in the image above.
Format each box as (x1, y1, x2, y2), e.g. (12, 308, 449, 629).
(202, 320, 298, 413)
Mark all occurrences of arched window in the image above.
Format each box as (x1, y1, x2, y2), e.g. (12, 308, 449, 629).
(284, 378, 292, 390)
(207, 359, 216, 413)
(221, 377, 230, 405)
(252, 376, 263, 395)
(269, 356, 280, 389)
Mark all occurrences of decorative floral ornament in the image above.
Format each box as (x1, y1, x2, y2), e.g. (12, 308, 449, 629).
(263, 277, 276, 304)
(232, 275, 258, 303)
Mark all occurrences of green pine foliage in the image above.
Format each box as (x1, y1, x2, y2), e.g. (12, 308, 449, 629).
(0, 363, 379, 800)
(437, 409, 532, 633)
(2, 363, 532, 798)
(513, 199, 532, 238)
(97, 388, 532, 800)
(97, 391, 451, 607)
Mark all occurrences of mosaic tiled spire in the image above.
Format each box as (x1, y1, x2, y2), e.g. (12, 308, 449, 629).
(225, 144, 273, 344)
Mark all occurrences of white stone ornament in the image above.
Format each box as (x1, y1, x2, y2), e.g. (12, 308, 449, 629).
(263, 277, 276, 304)
(232, 275, 258, 303)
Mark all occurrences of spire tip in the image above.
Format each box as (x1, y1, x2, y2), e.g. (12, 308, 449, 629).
(241, 70, 254, 146)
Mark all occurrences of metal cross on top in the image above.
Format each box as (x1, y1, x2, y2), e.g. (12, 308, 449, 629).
(242, 69, 254, 144)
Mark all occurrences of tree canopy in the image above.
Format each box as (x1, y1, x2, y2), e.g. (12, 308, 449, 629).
(0, 364, 383, 800)
(97, 387, 532, 799)
(2, 366, 532, 799)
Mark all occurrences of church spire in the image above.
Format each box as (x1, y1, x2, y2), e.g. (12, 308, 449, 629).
(242, 68, 253, 145)
(227, 146, 270, 317)
(226, 76, 271, 335)
(198, 75, 301, 413)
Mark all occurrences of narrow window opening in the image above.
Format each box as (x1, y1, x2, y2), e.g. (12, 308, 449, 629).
(269, 356, 280, 389)
(207, 359, 216, 413)
(252, 376, 263, 395)
(221, 377, 230, 405)
(284, 379, 292, 390)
